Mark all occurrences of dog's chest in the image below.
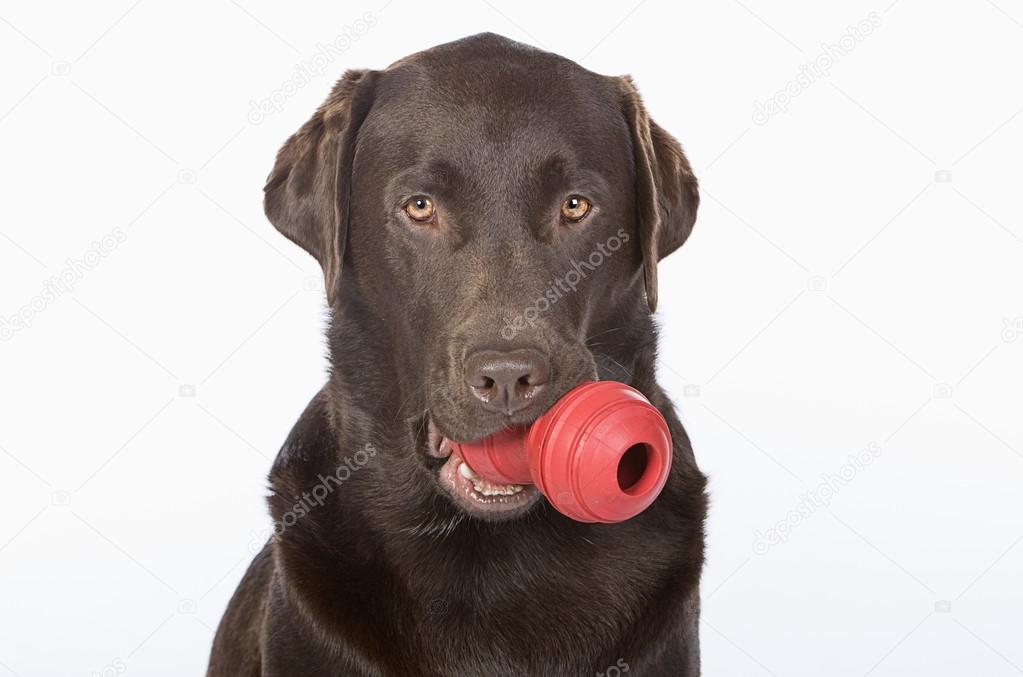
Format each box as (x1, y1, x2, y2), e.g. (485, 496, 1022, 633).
(262, 577, 685, 676)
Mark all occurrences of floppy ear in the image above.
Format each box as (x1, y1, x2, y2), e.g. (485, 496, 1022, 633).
(264, 69, 377, 306)
(618, 76, 699, 312)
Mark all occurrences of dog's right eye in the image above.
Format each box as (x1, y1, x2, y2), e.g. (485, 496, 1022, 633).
(560, 195, 592, 223)
(403, 196, 436, 223)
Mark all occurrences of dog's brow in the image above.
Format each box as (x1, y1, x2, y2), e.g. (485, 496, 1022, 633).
(571, 169, 611, 196)
(533, 157, 610, 198)
(386, 161, 466, 198)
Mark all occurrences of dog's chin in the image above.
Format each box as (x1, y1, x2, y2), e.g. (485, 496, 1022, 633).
(425, 417, 542, 522)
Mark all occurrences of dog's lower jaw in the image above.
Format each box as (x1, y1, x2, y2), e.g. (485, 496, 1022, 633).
(438, 445, 542, 520)
(426, 416, 543, 521)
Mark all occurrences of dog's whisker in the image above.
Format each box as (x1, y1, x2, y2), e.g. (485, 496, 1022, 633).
(585, 326, 627, 344)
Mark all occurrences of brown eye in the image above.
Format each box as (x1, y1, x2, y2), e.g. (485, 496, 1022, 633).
(403, 196, 435, 222)
(561, 195, 591, 222)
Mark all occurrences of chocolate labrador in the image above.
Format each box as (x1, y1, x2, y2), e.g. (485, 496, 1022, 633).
(207, 33, 707, 676)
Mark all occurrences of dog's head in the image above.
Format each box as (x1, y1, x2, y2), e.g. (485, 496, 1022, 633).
(264, 34, 697, 521)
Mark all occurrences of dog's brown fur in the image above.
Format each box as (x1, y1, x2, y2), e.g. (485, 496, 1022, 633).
(208, 33, 706, 676)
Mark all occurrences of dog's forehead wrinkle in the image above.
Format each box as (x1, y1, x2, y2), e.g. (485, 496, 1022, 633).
(419, 117, 572, 177)
(370, 65, 624, 165)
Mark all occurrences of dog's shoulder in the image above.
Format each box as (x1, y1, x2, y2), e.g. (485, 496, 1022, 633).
(268, 389, 339, 495)
(206, 544, 272, 677)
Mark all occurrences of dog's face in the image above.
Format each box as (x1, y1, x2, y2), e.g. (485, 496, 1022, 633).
(264, 34, 697, 521)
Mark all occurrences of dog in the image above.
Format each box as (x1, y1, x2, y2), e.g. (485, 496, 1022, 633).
(207, 33, 707, 676)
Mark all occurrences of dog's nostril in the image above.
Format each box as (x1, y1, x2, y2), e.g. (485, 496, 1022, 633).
(464, 348, 550, 414)
(466, 373, 496, 394)
(516, 374, 543, 400)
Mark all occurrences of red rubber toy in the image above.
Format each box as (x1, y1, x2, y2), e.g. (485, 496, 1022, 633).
(449, 381, 673, 523)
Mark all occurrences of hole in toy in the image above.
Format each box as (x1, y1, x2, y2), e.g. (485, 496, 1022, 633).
(617, 444, 649, 494)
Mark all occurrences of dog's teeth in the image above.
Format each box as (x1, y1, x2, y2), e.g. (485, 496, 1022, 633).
(469, 476, 524, 497)
(459, 462, 478, 480)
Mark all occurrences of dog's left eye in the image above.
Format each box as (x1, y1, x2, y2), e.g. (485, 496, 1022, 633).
(561, 196, 592, 222)
(403, 196, 436, 222)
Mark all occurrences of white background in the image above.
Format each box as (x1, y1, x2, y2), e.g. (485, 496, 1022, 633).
(1, 1, 1021, 675)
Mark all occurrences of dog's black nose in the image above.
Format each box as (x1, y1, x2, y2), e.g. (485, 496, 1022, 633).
(464, 349, 550, 415)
